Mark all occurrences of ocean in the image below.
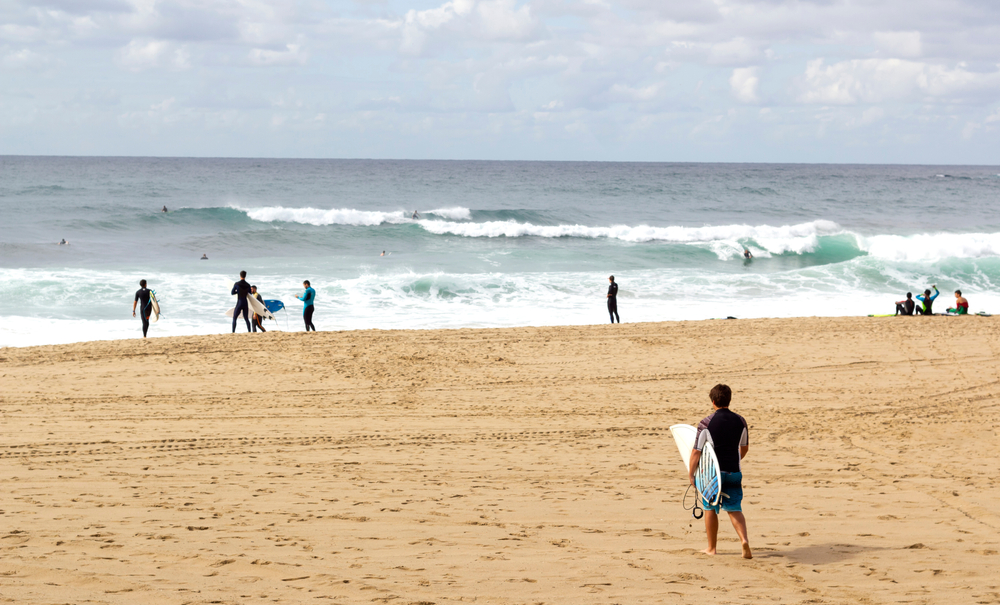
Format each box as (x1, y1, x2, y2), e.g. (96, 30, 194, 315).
(1, 157, 999, 347)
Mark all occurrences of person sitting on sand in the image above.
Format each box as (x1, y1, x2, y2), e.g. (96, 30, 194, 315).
(689, 384, 752, 559)
(895, 292, 915, 316)
(915, 285, 939, 315)
(947, 290, 969, 315)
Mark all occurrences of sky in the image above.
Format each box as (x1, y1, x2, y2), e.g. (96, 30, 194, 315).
(2, 0, 999, 163)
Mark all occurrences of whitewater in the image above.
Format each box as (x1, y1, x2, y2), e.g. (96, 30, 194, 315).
(1, 158, 998, 347)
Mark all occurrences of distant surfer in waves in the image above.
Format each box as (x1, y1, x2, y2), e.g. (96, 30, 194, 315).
(412, 210, 419, 219)
(380, 251, 385, 256)
(132, 279, 153, 338)
(201, 254, 208, 260)
(297, 280, 317, 332)
(689, 384, 752, 559)
(161, 205, 168, 213)
(251, 285, 267, 332)
(59, 239, 68, 245)
(231, 270, 253, 333)
(743, 248, 753, 259)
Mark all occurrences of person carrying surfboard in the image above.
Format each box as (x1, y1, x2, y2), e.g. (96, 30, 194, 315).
(132, 279, 153, 338)
(250, 285, 267, 333)
(689, 384, 752, 559)
(231, 271, 253, 333)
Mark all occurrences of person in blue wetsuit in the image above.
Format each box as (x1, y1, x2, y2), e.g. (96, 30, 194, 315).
(297, 280, 317, 331)
(132, 279, 153, 338)
(231, 270, 253, 332)
(915, 285, 939, 315)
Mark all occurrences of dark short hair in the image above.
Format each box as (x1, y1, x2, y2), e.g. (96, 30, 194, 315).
(139, 279, 147, 287)
(955, 289, 962, 295)
(240, 270, 247, 278)
(609, 275, 615, 281)
(906, 292, 912, 298)
(251, 285, 257, 289)
(303, 280, 310, 286)
(924, 289, 931, 296)
(710, 384, 732, 407)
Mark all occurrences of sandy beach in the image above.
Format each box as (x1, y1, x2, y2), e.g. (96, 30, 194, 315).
(1, 316, 999, 604)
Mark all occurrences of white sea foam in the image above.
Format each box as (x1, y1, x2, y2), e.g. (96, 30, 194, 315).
(242, 206, 410, 226)
(425, 206, 472, 220)
(860, 232, 1000, 263)
(4, 260, 1000, 348)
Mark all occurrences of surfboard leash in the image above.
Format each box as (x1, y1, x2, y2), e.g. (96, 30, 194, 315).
(683, 484, 704, 519)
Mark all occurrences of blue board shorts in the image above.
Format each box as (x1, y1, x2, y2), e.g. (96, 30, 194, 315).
(702, 471, 743, 513)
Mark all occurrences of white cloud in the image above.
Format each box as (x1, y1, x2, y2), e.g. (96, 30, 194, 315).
(729, 66, 759, 103)
(115, 38, 189, 71)
(873, 31, 922, 58)
(249, 43, 308, 66)
(798, 58, 1000, 104)
(2, 48, 47, 69)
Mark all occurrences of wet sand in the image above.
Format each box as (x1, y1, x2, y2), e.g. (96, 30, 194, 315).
(1, 317, 999, 604)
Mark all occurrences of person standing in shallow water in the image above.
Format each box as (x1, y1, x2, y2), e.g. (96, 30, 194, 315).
(132, 279, 153, 338)
(297, 280, 317, 331)
(607, 275, 620, 324)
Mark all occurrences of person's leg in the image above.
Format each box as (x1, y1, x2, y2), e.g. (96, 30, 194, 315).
(257, 316, 266, 332)
(702, 510, 719, 555)
(241, 304, 251, 332)
(727, 511, 752, 559)
(141, 313, 149, 338)
(252, 315, 258, 332)
(305, 306, 315, 331)
(895, 303, 904, 315)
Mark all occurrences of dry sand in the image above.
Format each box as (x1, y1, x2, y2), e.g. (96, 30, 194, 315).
(1, 317, 999, 604)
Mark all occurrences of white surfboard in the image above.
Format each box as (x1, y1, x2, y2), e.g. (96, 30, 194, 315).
(228, 295, 275, 320)
(670, 423, 723, 507)
(150, 292, 160, 323)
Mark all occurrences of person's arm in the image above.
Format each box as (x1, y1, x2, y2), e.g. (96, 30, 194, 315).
(740, 445, 749, 459)
(231, 282, 238, 296)
(688, 449, 702, 487)
(930, 287, 939, 301)
(132, 299, 137, 317)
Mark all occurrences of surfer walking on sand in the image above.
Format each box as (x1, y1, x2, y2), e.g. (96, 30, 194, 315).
(607, 275, 620, 324)
(689, 384, 752, 559)
(231, 271, 253, 333)
(132, 279, 153, 338)
(251, 285, 267, 333)
(297, 280, 317, 332)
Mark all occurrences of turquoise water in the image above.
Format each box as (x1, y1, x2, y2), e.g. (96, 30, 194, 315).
(2, 157, 999, 345)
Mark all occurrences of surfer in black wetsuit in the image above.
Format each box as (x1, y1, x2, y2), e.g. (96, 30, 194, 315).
(132, 279, 152, 338)
(231, 271, 252, 333)
(895, 292, 915, 316)
(743, 248, 753, 259)
(607, 275, 620, 324)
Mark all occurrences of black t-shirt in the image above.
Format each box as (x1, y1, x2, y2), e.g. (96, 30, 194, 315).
(232, 280, 252, 299)
(694, 408, 749, 473)
(608, 282, 618, 298)
(134, 288, 151, 310)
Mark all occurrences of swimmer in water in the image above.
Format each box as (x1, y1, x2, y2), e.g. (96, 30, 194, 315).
(380, 251, 385, 256)
(162, 205, 168, 213)
(743, 248, 753, 259)
(59, 239, 68, 245)
(200, 254, 208, 260)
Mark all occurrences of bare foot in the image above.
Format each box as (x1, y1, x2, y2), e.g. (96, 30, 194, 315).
(700, 548, 716, 555)
(742, 543, 753, 559)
